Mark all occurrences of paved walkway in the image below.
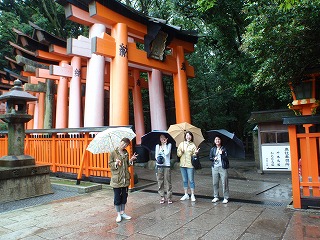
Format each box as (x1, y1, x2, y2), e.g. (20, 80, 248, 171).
(0, 158, 320, 239)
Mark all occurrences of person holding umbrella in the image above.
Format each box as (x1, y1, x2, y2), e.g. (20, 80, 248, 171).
(177, 131, 200, 202)
(210, 136, 230, 204)
(155, 134, 173, 204)
(109, 137, 138, 223)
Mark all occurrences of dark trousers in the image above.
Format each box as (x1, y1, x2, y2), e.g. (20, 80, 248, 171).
(113, 187, 128, 206)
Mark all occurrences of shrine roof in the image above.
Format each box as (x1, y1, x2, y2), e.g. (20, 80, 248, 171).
(13, 28, 49, 52)
(0, 70, 12, 81)
(10, 41, 59, 65)
(248, 109, 296, 124)
(3, 68, 28, 83)
(0, 71, 19, 90)
(5, 56, 23, 72)
(29, 22, 67, 47)
(56, 0, 198, 44)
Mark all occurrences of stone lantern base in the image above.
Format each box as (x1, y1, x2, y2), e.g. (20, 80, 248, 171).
(0, 155, 52, 203)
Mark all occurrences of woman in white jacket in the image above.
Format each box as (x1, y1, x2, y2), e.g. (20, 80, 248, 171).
(155, 134, 172, 204)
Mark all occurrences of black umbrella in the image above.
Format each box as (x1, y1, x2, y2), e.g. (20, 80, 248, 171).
(141, 130, 176, 152)
(207, 129, 245, 159)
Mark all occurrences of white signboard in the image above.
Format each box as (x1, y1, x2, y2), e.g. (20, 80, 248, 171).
(261, 145, 291, 171)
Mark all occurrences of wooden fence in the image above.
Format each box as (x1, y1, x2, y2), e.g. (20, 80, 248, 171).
(0, 127, 135, 188)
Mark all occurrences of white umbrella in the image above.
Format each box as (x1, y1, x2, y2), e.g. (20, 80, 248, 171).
(86, 127, 136, 154)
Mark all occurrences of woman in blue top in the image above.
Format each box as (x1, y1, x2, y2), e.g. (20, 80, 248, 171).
(155, 134, 172, 204)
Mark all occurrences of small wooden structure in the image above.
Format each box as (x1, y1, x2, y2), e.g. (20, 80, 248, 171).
(248, 109, 295, 172)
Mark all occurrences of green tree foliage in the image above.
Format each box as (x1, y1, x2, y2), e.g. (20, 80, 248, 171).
(0, 0, 87, 72)
(121, 0, 174, 19)
(171, 0, 291, 137)
(274, 0, 319, 10)
(0, 2, 31, 70)
(242, 1, 320, 88)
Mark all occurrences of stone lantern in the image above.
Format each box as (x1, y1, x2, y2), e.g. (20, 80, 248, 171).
(0, 79, 37, 162)
(0, 79, 52, 203)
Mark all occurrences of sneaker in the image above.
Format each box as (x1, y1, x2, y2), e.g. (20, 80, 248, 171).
(212, 197, 219, 203)
(121, 213, 132, 220)
(180, 194, 189, 201)
(160, 198, 165, 204)
(168, 199, 173, 204)
(222, 199, 229, 204)
(116, 215, 122, 223)
(191, 194, 196, 202)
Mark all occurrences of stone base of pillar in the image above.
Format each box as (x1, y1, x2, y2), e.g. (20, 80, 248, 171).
(0, 155, 35, 167)
(0, 164, 52, 203)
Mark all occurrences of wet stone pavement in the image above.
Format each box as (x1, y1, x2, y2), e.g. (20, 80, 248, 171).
(0, 157, 320, 240)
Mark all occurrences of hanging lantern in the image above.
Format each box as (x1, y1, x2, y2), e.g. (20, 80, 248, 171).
(288, 73, 320, 115)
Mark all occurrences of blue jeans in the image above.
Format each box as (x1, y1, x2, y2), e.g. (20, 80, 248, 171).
(180, 167, 195, 190)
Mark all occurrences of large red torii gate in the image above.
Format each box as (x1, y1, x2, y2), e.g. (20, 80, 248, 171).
(4, 0, 198, 148)
(10, 22, 149, 141)
(57, 0, 198, 130)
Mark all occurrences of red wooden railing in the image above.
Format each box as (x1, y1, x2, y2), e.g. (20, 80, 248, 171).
(288, 123, 320, 208)
(0, 127, 135, 188)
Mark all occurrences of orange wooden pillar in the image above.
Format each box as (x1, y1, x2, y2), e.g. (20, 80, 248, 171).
(33, 93, 39, 129)
(55, 61, 69, 128)
(149, 69, 167, 130)
(173, 46, 191, 123)
(36, 92, 45, 129)
(26, 102, 35, 129)
(109, 23, 134, 188)
(132, 69, 145, 144)
(84, 23, 106, 127)
(110, 23, 129, 126)
(287, 125, 301, 208)
(69, 56, 82, 128)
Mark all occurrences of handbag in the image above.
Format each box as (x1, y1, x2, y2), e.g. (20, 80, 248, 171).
(191, 155, 201, 169)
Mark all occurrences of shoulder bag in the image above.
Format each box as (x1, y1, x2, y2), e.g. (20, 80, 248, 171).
(191, 155, 202, 170)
